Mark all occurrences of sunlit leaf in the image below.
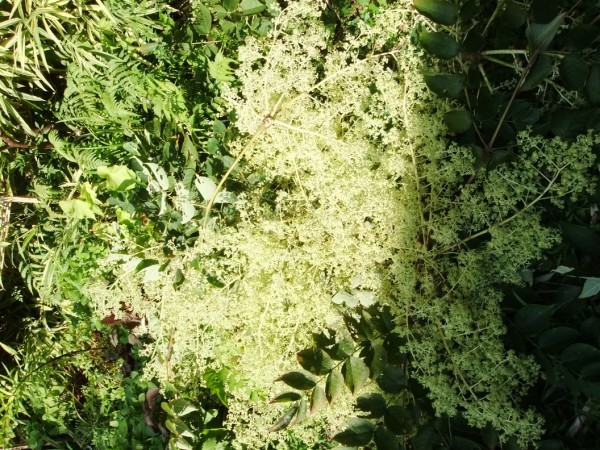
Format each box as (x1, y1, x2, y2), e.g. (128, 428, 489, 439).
(342, 357, 370, 394)
(310, 385, 327, 414)
(413, 0, 458, 25)
(326, 370, 344, 403)
(297, 348, 333, 375)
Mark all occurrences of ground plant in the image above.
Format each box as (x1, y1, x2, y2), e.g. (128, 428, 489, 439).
(0, 0, 599, 449)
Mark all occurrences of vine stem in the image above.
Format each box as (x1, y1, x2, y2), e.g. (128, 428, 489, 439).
(435, 166, 565, 255)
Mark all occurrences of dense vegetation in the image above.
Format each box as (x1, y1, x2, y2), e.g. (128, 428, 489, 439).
(1, 0, 599, 448)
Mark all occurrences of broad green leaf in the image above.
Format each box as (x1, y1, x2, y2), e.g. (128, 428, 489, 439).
(565, 25, 600, 50)
(562, 223, 600, 256)
(376, 365, 406, 393)
(521, 54, 553, 91)
(297, 348, 333, 375)
(580, 278, 600, 299)
(342, 357, 370, 394)
(413, 423, 440, 450)
(295, 398, 308, 424)
(268, 405, 298, 432)
(560, 343, 600, 367)
(424, 73, 464, 98)
(413, 0, 458, 25)
(550, 108, 588, 138)
(276, 370, 317, 390)
(419, 32, 461, 59)
(326, 370, 344, 403)
(514, 304, 553, 335)
(196, 5, 212, 35)
(310, 385, 327, 414)
(374, 426, 400, 450)
(526, 14, 565, 51)
(223, 0, 239, 12)
(59, 199, 97, 220)
(333, 418, 375, 446)
(97, 165, 136, 191)
(537, 327, 579, 352)
(170, 398, 198, 417)
(581, 362, 600, 382)
(585, 64, 600, 105)
(444, 109, 472, 133)
(559, 55, 588, 91)
(384, 405, 411, 434)
(270, 392, 302, 403)
(580, 317, 600, 344)
(356, 393, 387, 419)
(450, 436, 481, 450)
(499, 1, 526, 28)
(240, 0, 265, 15)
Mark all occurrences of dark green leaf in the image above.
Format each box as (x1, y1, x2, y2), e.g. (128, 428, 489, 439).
(196, 5, 212, 35)
(550, 108, 589, 137)
(581, 362, 600, 382)
(270, 392, 302, 403)
(384, 405, 412, 434)
(444, 109, 472, 133)
(514, 304, 553, 336)
(538, 439, 566, 450)
(376, 365, 406, 393)
(327, 332, 355, 360)
(310, 385, 327, 414)
(419, 32, 461, 59)
(326, 370, 345, 403)
(356, 393, 387, 419)
(240, 0, 265, 15)
(333, 418, 375, 446)
(559, 55, 589, 91)
(342, 357, 370, 394)
(562, 223, 600, 256)
(586, 64, 600, 106)
(487, 150, 515, 172)
(295, 398, 308, 424)
(526, 14, 565, 51)
(135, 259, 159, 273)
(521, 54, 553, 91)
(414, 0, 459, 25)
(268, 405, 298, 432)
(173, 268, 185, 290)
(499, 1, 526, 28)
(482, 423, 498, 449)
(276, 370, 317, 390)
(424, 73, 464, 98)
(560, 343, 600, 367)
(413, 422, 440, 450)
(374, 426, 400, 450)
(297, 348, 334, 375)
(537, 327, 580, 353)
(580, 318, 600, 346)
(565, 25, 600, 50)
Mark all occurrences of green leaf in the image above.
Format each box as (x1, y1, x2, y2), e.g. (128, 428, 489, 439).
(581, 362, 600, 382)
(326, 370, 344, 403)
(333, 418, 375, 446)
(413, 423, 440, 450)
(444, 109, 472, 133)
(450, 436, 481, 450)
(276, 370, 317, 390)
(374, 426, 400, 450)
(376, 365, 406, 393)
(585, 64, 600, 105)
(342, 357, 370, 394)
(580, 278, 600, 299)
(537, 327, 580, 352)
(97, 165, 136, 191)
(514, 304, 553, 335)
(384, 405, 411, 434)
(521, 54, 553, 91)
(268, 405, 298, 432)
(560, 343, 600, 367)
(559, 55, 589, 91)
(424, 73, 464, 98)
(169, 398, 198, 417)
(498, 1, 526, 28)
(526, 13, 565, 51)
(356, 393, 387, 418)
(413, 0, 459, 25)
(550, 108, 588, 137)
(223, 0, 239, 12)
(297, 348, 334, 375)
(196, 4, 212, 35)
(310, 385, 327, 414)
(173, 268, 185, 290)
(562, 223, 600, 256)
(240, 0, 265, 15)
(270, 392, 302, 403)
(295, 398, 308, 424)
(419, 32, 461, 59)
(59, 199, 97, 220)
